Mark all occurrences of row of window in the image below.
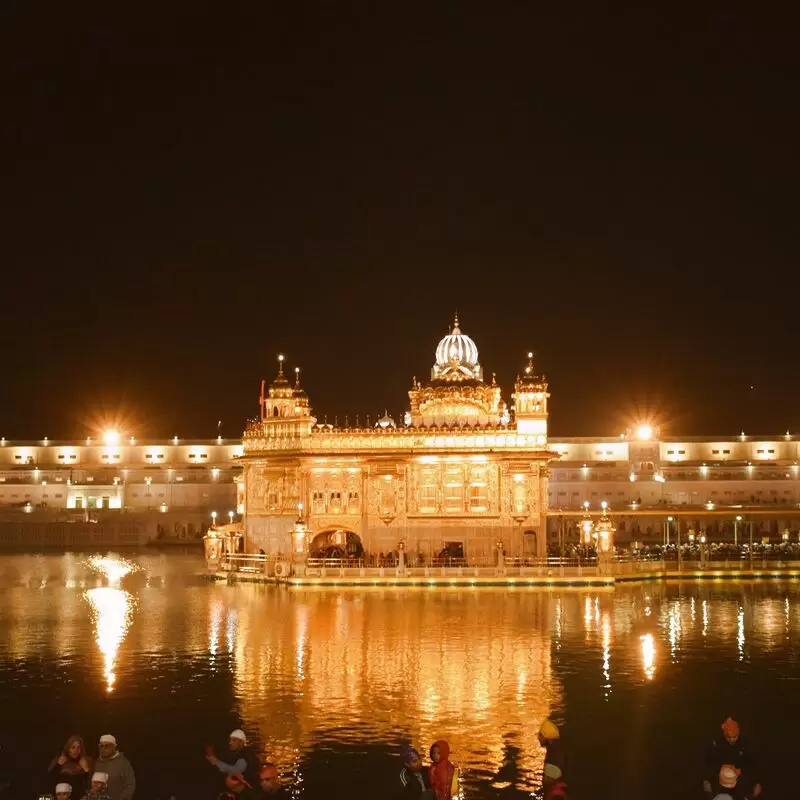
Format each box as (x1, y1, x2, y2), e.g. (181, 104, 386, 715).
(12, 452, 212, 464)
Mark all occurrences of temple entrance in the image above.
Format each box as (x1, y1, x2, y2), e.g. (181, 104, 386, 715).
(309, 527, 364, 560)
(523, 529, 539, 556)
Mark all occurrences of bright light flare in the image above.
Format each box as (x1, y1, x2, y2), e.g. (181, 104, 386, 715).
(102, 430, 121, 446)
(636, 424, 653, 441)
(640, 633, 656, 680)
(86, 555, 136, 584)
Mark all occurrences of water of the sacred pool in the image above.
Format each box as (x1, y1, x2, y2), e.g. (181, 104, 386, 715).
(1, 552, 799, 800)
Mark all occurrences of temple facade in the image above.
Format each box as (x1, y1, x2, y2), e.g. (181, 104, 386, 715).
(240, 317, 556, 559)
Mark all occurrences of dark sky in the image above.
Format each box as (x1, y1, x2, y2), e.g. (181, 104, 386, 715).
(2, 7, 797, 440)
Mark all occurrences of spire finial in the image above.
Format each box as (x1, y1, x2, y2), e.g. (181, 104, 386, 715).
(294, 366, 301, 388)
(277, 353, 285, 377)
(452, 310, 460, 334)
(491, 372, 497, 386)
(525, 351, 534, 375)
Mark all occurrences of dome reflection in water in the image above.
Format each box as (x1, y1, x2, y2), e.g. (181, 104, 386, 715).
(1, 554, 800, 800)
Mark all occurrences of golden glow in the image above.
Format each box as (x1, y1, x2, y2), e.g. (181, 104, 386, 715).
(737, 606, 745, 661)
(85, 587, 133, 693)
(102, 430, 121, 446)
(230, 588, 558, 791)
(601, 612, 611, 698)
(636, 424, 653, 441)
(87, 555, 135, 584)
(640, 633, 656, 680)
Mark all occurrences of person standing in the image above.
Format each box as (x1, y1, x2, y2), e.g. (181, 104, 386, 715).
(397, 747, 433, 799)
(206, 730, 259, 790)
(537, 720, 567, 800)
(428, 741, 456, 800)
(94, 736, 135, 800)
(49, 735, 92, 798)
(703, 717, 761, 798)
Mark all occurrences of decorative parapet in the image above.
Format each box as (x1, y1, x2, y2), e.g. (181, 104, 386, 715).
(242, 420, 554, 455)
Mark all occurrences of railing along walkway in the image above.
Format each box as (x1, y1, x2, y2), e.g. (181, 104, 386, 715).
(216, 553, 668, 579)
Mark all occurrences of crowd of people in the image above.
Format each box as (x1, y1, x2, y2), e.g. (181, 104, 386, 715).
(46, 735, 134, 800)
(3, 714, 762, 800)
(396, 722, 565, 800)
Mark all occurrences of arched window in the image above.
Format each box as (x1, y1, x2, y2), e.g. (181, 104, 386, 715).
(273, 406, 279, 417)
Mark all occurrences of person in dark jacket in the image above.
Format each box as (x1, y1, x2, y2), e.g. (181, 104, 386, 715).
(703, 717, 761, 798)
(48, 735, 92, 798)
(206, 730, 260, 791)
(398, 748, 433, 799)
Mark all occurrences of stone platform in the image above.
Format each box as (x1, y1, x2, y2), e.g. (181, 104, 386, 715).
(201, 560, 800, 587)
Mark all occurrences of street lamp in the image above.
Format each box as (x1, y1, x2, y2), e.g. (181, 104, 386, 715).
(211, 510, 217, 528)
(228, 510, 234, 525)
(666, 516, 673, 547)
(735, 515, 742, 547)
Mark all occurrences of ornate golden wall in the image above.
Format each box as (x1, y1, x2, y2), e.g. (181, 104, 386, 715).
(243, 451, 549, 558)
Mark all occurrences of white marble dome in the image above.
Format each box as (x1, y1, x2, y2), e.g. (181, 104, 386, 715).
(432, 315, 482, 381)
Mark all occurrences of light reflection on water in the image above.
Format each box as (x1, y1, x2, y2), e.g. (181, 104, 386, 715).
(1, 555, 800, 799)
(84, 586, 133, 693)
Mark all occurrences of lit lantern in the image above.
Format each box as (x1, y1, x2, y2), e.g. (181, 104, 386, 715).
(595, 502, 615, 554)
(291, 517, 308, 555)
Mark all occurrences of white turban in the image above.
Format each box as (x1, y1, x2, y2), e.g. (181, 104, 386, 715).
(229, 729, 247, 744)
(55, 784, 72, 794)
(92, 773, 109, 785)
(99, 735, 117, 746)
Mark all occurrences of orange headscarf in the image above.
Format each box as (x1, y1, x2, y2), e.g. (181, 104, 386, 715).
(429, 741, 455, 800)
(721, 717, 740, 739)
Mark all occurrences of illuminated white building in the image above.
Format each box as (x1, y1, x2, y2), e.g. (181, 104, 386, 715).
(0, 435, 242, 546)
(2, 319, 800, 550)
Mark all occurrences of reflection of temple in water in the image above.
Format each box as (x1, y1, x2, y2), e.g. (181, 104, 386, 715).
(228, 586, 561, 787)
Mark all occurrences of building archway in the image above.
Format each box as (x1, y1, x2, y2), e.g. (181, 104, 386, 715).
(309, 527, 364, 559)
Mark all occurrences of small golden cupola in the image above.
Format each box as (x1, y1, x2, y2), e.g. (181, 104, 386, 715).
(259, 355, 316, 438)
(511, 351, 549, 442)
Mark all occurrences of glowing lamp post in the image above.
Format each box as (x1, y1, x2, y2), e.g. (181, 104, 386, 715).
(581, 501, 594, 545)
(228, 510, 234, 525)
(496, 539, 505, 574)
(291, 503, 309, 575)
(735, 515, 742, 547)
(210, 510, 217, 528)
(596, 502, 616, 575)
(397, 539, 406, 575)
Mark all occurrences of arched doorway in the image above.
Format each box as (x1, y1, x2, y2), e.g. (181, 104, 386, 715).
(309, 527, 364, 559)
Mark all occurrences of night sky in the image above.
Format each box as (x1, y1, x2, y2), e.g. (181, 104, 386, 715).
(3, 7, 797, 440)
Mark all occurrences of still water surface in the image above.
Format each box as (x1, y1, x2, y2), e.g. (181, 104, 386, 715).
(1, 553, 799, 799)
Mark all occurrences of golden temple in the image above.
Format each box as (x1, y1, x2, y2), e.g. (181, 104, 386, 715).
(241, 316, 555, 559)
